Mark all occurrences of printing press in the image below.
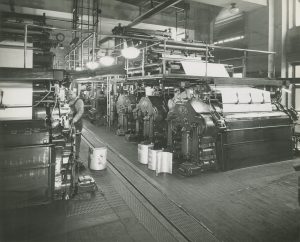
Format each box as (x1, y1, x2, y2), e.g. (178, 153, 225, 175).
(116, 93, 137, 136)
(133, 95, 168, 148)
(167, 83, 298, 176)
(0, 69, 78, 207)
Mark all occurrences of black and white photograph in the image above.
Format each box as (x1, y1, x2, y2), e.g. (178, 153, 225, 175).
(0, 0, 299, 241)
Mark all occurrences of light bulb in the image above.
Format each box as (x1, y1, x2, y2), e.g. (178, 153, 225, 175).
(100, 55, 114, 66)
(86, 61, 99, 70)
(121, 46, 140, 59)
(229, 3, 239, 14)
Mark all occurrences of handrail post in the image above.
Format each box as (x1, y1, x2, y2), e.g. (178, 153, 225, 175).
(205, 44, 208, 76)
(24, 24, 27, 68)
(243, 50, 247, 77)
(73, 49, 76, 70)
(68, 54, 71, 70)
(81, 43, 83, 69)
(92, 32, 95, 62)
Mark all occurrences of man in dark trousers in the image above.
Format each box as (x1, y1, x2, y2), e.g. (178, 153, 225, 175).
(68, 89, 85, 169)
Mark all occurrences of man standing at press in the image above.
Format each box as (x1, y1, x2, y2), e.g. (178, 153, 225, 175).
(68, 89, 85, 170)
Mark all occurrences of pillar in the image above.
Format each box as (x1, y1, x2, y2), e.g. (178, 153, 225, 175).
(189, 2, 219, 43)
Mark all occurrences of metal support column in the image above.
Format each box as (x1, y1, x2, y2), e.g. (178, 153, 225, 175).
(205, 44, 208, 76)
(24, 24, 27, 68)
(268, 0, 275, 78)
(243, 51, 247, 77)
(81, 43, 84, 68)
(281, 0, 288, 78)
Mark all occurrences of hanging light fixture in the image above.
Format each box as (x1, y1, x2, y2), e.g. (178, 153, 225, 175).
(100, 49, 115, 66)
(229, 3, 239, 14)
(86, 61, 99, 70)
(121, 40, 140, 59)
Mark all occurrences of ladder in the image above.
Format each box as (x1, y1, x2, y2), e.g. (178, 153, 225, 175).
(65, 0, 100, 70)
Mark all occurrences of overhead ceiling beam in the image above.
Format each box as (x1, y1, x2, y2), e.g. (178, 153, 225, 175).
(189, 0, 267, 7)
(127, 0, 182, 28)
(99, 0, 182, 45)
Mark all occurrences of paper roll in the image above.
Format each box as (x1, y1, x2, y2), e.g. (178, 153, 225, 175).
(156, 151, 173, 175)
(0, 81, 33, 120)
(138, 143, 154, 164)
(148, 149, 162, 170)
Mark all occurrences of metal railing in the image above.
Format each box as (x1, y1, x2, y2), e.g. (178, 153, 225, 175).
(120, 38, 276, 78)
(18, 22, 276, 77)
(64, 32, 96, 70)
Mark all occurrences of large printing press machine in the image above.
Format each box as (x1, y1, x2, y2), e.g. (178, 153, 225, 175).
(0, 69, 96, 208)
(109, 28, 299, 175)
(114, 84, 170, 148)
(109, 76, 299, 177)
(0, 69, 299, 207)
(167, 83, 298, 175)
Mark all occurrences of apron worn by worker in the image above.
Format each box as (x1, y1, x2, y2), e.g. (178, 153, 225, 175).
(70, 98, 83, 133)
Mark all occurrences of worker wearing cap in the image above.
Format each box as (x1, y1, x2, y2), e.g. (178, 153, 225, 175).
(68, 89, 85, 167)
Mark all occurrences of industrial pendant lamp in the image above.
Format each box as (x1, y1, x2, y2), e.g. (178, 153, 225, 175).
(121, 40, 140, 59)
(229, 3, 239, 14)
(100, 49, 114, 66)
(86, 61, 99, 70)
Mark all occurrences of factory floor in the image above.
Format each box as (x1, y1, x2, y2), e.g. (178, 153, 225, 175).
(0, 139, 174, 241)
(1, 120, 300, 242)
(82, 120, 300, 242)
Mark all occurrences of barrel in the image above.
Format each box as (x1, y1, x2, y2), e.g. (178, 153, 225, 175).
(88, 147, 107, 170)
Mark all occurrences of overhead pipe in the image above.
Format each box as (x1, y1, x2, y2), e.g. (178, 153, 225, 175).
(157, 44, 206, 51)
(6, 22, 93, 33)
(99, 35, 275, 56)
(65, 33, 93, 58)
(165, 40, 276, 54)
(99, 0, 182, 45)
(127, 0, 182, 28)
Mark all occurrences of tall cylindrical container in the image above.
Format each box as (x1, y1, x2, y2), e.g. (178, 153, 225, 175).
(88, 147, 107, 170)
(138, 143, 154, 164)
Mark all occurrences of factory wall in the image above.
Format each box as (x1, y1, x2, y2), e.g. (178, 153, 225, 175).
(244, 6, 269, 77)
(243, 1, 292, 78)
(214, 2, 291, 78)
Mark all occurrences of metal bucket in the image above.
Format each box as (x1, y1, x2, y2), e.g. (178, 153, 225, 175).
(88, 147, 107, 170)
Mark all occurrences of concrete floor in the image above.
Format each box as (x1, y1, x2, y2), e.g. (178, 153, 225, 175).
(0, 141, 160, 242)
(83, 120, 300, 242)
(1, 120, 300, 242)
